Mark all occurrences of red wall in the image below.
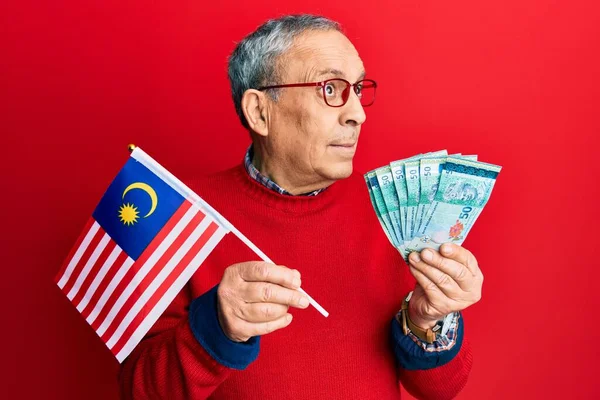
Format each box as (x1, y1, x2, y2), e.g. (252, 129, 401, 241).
(2, 1, 599, 398)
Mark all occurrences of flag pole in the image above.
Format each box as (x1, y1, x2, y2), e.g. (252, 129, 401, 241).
(128, 144, 329, 318)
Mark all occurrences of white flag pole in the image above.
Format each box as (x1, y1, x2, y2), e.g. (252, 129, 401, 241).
(128, 145, 329, 318)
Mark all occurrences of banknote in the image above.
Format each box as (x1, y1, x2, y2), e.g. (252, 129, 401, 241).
(415, 152, 475, 235)
(403, 158, 421, 242)
(416, 155, 486, 238)
(415, 151, 449, 234)
(365, 176, 396, 247)
(375, 166, 404, 244)
(404, 151, 448, 241)
(366, 172, 401, 247)
(417, 154, 448, 236)
(405, 157, 501, 256)
(390, 155, 421, 243)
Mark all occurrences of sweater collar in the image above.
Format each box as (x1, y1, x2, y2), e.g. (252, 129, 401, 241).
(231, 161, 350, 214)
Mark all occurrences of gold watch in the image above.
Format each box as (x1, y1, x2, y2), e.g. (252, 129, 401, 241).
(399, 291, 444, 344)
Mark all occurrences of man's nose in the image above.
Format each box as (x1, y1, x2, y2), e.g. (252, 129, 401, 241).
(340, 90, 367, 127)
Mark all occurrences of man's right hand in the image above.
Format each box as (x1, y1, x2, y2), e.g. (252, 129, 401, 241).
(216, 261, 309, 342)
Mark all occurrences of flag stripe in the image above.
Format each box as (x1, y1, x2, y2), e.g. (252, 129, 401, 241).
(106, 215, 213, 349)
(80, 249, 128, 318)
(67, 233, 112, 301)
(114, 225, 227, 361)
(71, 239, 118, 307)
(95, 203, 198, 336)
(87, 202, 192, 327)
(56, 220, 100, 289)
(100, 209, 206, 343)
(87, 256, 135, 325)
(61, 224, 105, 295)
(75, 243, 121, 312)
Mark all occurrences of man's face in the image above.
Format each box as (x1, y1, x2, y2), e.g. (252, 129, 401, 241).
(264, 29, 367, 187)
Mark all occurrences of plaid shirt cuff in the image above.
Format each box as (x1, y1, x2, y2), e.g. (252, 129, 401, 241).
(405, 311, 460, 352)
(391, 311, 464, 370)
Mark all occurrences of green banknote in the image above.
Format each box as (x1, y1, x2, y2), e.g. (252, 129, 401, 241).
(417, 153, 448, 235)
(366, 172, 400, 247)
(390, 155, 420, 244)
(365, 175, 396, 247)
(405, 157, 501, 256)
(405, 151, 448, 241)
(416, 152, 474, 235)
(375, 166, 404, 244)
(417, 155, 481, 237)
(403, 158, 421, 241)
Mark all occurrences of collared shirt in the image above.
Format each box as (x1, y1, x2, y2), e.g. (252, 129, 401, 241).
(244, 146, 326, 196)
(243, 144, 459, 352)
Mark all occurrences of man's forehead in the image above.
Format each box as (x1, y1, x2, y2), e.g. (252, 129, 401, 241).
(283, 30, 365, 81)
(313, 68, 367, 81)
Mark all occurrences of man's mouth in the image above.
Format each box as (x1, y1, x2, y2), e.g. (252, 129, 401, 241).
(329, 142, 357, 157)
(329, 141, 357, 148)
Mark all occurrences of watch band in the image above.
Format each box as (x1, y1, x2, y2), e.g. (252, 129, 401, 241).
(399, 291, 444, 344)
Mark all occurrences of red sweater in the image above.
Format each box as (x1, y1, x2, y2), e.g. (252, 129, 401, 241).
(119, 163, 473, 399)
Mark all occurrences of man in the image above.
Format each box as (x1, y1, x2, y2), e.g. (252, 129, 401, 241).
(120, 14, 482, 400)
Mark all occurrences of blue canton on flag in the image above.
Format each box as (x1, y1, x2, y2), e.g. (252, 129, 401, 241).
(93, 158, 185, 260)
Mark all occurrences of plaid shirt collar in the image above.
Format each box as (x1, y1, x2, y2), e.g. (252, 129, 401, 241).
(244, 146, 326, 197)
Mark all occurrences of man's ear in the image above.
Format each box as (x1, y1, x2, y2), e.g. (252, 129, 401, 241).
(241, 89, 269, 137)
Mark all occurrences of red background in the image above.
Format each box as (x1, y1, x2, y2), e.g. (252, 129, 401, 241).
(2, 1, 599, 399)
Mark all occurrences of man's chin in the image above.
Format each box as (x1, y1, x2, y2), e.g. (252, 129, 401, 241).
(321, 161, 354, 181)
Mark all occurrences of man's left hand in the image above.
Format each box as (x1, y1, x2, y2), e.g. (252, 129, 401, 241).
(407, 243, 483, 330)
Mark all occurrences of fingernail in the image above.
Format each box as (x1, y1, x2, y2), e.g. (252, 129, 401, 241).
(422, 250, 433, 261)
(442, 244, 453, 254)
(299, 297, 309, 308)
(286, 314, 293, 323)
(410, 253, 420, 263)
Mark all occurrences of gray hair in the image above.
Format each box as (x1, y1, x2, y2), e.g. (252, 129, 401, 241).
(228, 14, 342, 129)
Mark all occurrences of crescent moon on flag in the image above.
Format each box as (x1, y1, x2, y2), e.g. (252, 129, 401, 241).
(122, 182, 158, 218)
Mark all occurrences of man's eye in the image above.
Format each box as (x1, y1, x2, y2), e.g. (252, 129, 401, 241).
(324, 84, 335, 96)
(355, 84, 363, 97)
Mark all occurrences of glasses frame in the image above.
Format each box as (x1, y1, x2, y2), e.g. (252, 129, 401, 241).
(258, 78, 377, 108)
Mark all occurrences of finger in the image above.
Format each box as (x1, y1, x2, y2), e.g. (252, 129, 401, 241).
(407, 264, 450, 305)
(409, 251, 462, 296)
(245, 282, 310, 309)
(439, 243, 480, 276)
(419, 248, 472, 290)
(238, 262, 302, 289)
(246, 313, 294, 337)
(236, 302, 289, 323)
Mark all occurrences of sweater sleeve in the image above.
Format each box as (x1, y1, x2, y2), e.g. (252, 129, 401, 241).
(391, 314, 473, 400)
(119, 284, 260, 399)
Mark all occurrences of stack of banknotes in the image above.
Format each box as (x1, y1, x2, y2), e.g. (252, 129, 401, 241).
(365, 150, 502, 261)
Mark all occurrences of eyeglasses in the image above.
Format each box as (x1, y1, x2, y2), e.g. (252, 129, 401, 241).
(258, 78, 377, 108)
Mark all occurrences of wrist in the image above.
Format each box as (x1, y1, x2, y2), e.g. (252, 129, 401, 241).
(407, 303, 439, 330)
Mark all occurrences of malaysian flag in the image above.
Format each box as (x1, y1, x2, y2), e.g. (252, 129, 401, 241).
(55, 147, 230, 362)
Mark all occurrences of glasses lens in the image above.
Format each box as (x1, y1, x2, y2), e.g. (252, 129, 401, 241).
(356, 80, 376, 107)
(322, 79, 350, 107)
